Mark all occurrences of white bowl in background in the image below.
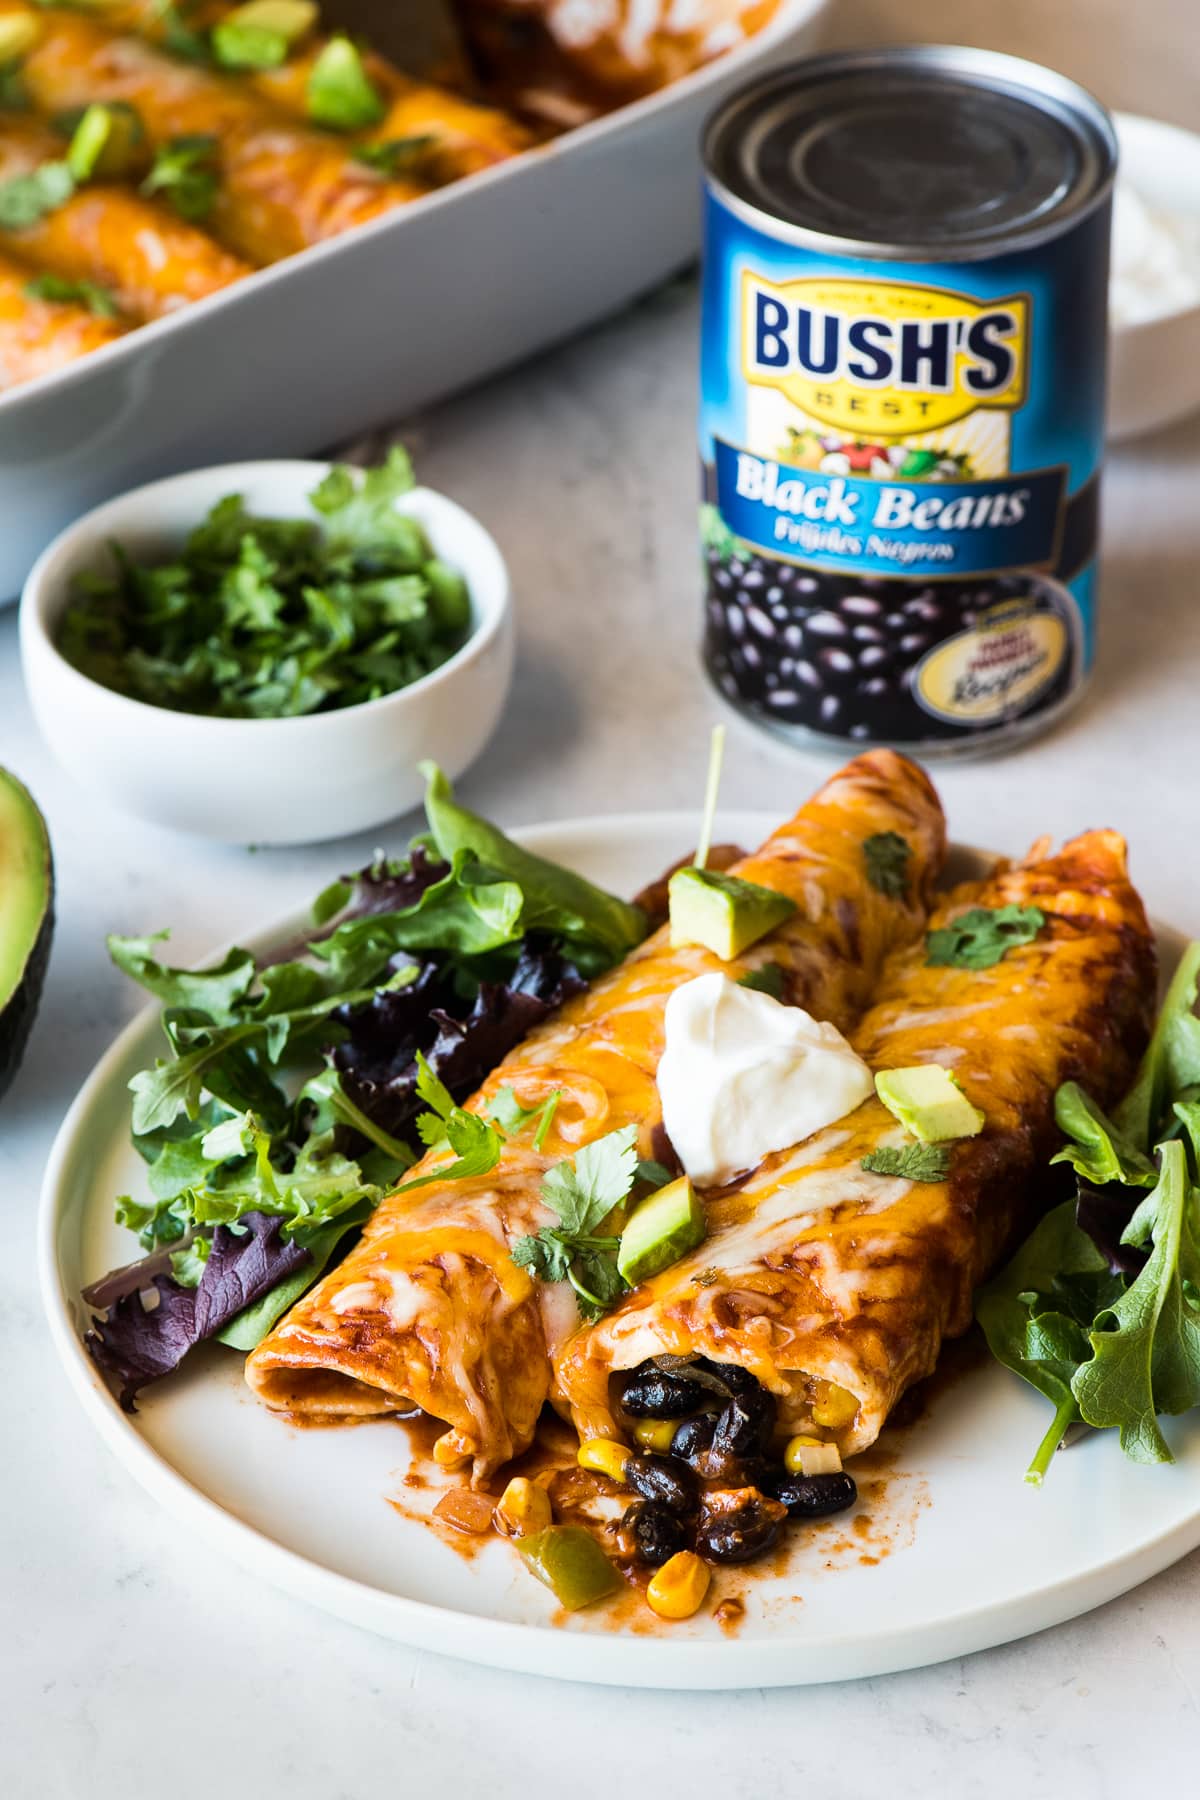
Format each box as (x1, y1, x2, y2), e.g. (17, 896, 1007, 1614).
(18, 461, 514, 846)
(1109, 112, 1200, 442)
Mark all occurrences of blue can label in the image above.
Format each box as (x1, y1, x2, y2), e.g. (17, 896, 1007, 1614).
(700, 191, 1109, 747)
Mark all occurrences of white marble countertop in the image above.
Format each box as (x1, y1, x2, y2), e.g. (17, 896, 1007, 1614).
(5, 22, 1200, 1787)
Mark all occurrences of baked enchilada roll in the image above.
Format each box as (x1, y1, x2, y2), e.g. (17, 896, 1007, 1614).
(246, 751, 946, 1478)
(556, 831, 1156, 1458)
(0, 244, 124, 383)
(4, 5, 428, 264)
(0, 118, 251, 319)
(76, 0, 535, 180)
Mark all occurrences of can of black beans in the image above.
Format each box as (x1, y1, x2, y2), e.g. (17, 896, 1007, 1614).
(699, 47, 1117, 756)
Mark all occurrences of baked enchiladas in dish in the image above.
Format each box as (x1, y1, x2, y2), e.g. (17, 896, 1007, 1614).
(0, 0, 772, 389)
(84, 750, 1176, 1622)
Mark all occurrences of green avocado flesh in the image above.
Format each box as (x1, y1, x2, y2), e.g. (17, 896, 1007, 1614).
(875, 1064, 985, 1143)
(668, 865, 796, 961)
(0, 767, 54, 1102)
(618, 1176, 706, 1285)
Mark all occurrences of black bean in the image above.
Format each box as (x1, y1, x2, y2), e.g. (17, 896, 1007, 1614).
(709, 1385, 776, 1463)
(840, 595, 882, 618)
(696, 1359, 760, 1396)
(617, 1366, 713, 1420)
(625, 1452, 699, 1516)
(763, 1470, 858, 1519)
(625, 1502, 690, 1566)
(670, 1412, 717, 1467)
(695, 1494, 786, 1565)
(817, 648, 855, 678)
(804, 611, 847, 640)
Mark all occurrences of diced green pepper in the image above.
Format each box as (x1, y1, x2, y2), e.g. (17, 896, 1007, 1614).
(517, 1526, 622, 1611)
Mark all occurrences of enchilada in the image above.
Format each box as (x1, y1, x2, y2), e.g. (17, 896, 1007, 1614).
(557, 830, 1156, 1458)
(246, 750, 947, 1478)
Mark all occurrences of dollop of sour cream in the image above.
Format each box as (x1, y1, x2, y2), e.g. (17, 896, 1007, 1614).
(656, 972, 874, 1188)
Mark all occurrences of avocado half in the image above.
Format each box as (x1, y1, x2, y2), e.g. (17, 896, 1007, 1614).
(0, 766, 54, 1103)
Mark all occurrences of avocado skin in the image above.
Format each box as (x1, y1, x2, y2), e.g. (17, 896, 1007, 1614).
(0, 900, 53, 1102)
(0, 779, 55, 1106)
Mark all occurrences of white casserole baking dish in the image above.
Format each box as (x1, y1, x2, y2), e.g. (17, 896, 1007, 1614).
(0, 0, 829, 602)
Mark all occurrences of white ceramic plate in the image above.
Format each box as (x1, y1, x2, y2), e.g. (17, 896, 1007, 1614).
(40, 811, 1200, 1689)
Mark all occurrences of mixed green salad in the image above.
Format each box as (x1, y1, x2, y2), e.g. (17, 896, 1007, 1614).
(978, 944, 1200, 1481)
(84, 765, 647, 1408)
(57, 448, 473, 720)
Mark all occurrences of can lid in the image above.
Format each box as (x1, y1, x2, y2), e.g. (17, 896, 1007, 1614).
(704, 46, 1117, 259)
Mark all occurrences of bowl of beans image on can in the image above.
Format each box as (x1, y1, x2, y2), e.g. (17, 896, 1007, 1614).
(699, 46, 1117, 757)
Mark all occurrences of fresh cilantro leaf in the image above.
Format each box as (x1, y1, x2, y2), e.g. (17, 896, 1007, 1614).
(306, 34, 385, 130)
(156, 1, 213, 62)
(141, 134, 219, 221)
(353, 135, 435, 178)
(737, 963, 785, 999)
(634, 1159, 673, 1189)
(861, 1143, 950, 1182)
(863, 831, 912, 899)
(0, 61, 28, 110)
(541, 1125, 639, 1237)
(308, 446, 417, 549)
(512, 1126, 639, 1319)
(24, 272, 120, 318)
(0, 159, 74, 228)
(511, 1232, 570, 1284)
(396, 1052, 505, 1191)
(55, 452, 477, 723)
(925, 904, 1045, 970)
(488, 1084, 560, 1150)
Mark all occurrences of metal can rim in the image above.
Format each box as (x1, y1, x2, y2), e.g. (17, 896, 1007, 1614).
(702, 43, 1118, 265)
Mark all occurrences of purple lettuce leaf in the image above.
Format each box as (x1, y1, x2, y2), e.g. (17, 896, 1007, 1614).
(332, 937, 585, 1141)
(85, 1212, 310, 1411)
(1075, 1178, 1150, 1278)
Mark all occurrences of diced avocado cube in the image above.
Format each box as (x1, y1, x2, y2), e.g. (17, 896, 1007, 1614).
(668, 866, 796, 961)
(875, 1065, 985, 1143)
(618, 1176, 706, 1285)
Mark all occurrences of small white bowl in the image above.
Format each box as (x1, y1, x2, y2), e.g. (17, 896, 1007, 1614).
(1109, 113, 1200, 442)
(19, 460, 514, 845)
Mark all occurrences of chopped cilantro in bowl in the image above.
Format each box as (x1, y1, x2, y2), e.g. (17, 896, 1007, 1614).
(55, 446, 476, 720)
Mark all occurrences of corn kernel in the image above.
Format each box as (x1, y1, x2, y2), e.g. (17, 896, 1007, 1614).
(492, 1476, 552, 1540)
(784, 1435, 843, 1477)
(576, 1438, 631, 1484)
(647, 1551, 711, 1621)
(633, 1418, 678, 1454)
(812, 1382, 859, 1431)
